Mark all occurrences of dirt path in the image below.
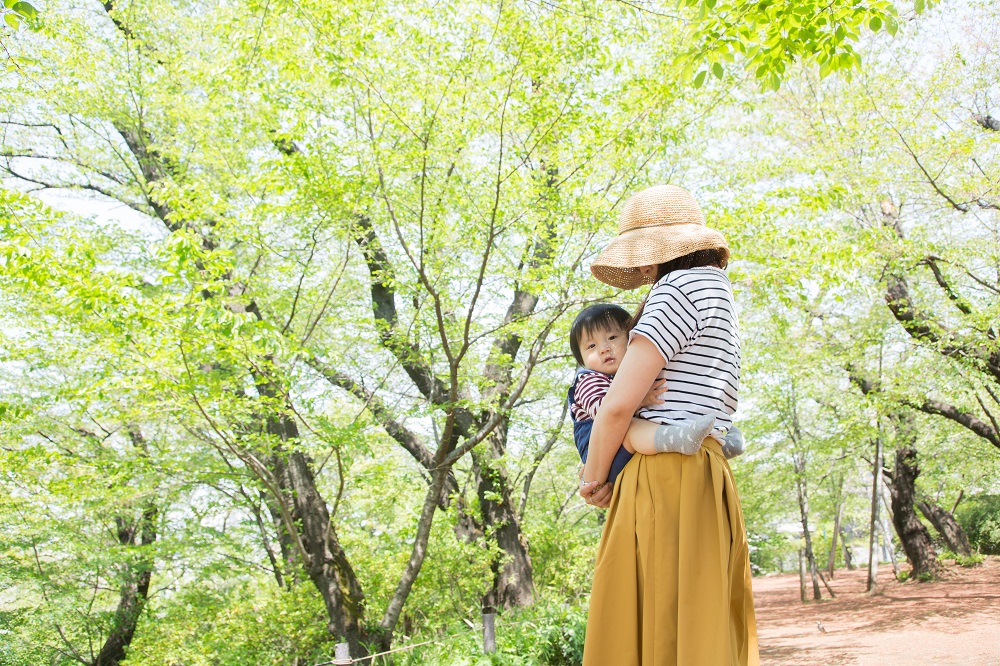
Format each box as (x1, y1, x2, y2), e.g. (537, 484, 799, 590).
(753, 556, 1000, 665)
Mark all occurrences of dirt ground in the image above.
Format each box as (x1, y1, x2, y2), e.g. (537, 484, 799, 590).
(752, 556, 1000, 665)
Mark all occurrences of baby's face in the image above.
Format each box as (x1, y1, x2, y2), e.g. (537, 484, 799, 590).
(579, 324, 627, 375)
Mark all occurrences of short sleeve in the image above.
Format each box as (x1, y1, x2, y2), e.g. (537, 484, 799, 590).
(629, 282, 701, 363)
(575, 372, 612, 419)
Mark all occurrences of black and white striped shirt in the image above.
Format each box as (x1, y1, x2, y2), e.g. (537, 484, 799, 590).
(630, 267, 740, 438)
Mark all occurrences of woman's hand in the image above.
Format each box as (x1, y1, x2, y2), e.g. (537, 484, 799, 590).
(638, 377, 666, 408)
(580, 479, 613, 508)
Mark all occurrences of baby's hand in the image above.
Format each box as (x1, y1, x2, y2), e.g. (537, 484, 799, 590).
(639, 378, 667, 408)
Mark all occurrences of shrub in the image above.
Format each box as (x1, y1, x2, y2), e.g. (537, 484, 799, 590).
(747, 529, 792, 574)
(955, 494, 1000, 555)
(956, 553, 984, 567)
(394, 596, 589, 666)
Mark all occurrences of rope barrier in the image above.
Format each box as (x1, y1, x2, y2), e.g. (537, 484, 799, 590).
(311, 622, 478, 665)
(311, 614, 538, 665)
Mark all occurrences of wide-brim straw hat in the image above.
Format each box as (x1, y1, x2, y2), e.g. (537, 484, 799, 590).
(590, 185, 729, 290)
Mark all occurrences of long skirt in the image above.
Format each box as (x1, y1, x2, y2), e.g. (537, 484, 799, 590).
(582, 437, 759, 665)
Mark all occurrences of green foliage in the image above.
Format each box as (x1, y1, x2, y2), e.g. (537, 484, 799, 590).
(956, 553, 985, 567)
(2, 0, 37, 31)
(675, 0, 932, 89)
(127, 580, 333, 666)
(956, 495, 1000, 555)
(748, 530, 794, 574)
(391, 595, 588, 666)
(1, 0, 998, 660)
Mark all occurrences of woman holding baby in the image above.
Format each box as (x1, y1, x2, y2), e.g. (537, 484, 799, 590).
(578, 185, 759, 665)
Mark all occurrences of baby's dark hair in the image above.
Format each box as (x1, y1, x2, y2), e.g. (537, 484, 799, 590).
(569, 304, 631, 367)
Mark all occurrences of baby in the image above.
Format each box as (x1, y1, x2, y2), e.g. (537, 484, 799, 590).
(568, 304, 744, 484)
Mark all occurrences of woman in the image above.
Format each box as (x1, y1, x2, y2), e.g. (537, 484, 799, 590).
(579, 185, 759, 665)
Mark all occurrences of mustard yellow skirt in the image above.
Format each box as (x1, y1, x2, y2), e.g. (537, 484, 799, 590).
(583, 438, 759, 666)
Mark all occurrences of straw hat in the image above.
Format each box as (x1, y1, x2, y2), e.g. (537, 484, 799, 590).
(590, 185, 729, 290)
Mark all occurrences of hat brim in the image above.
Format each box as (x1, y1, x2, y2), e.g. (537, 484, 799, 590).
(590, 223, 729, 290)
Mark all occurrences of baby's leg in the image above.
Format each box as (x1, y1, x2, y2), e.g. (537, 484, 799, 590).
(721, 425, 745, 459)
(624, 415, 714, 456)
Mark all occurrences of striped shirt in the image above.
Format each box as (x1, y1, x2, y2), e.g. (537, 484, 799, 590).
(570, 371, 612, 422)
(630, 267, 740, 438)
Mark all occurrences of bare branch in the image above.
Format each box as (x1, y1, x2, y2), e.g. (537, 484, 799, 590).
(444, 311, 561, 466)
(0, 149, 129, 185)
(975, 393, 1000, 440)
(919, 256, 973, 315)
(907, 398, 1000, 450)
(353, 216, 463, 417)
(305, 357, 435, 471)
(518, 401, 568, 519)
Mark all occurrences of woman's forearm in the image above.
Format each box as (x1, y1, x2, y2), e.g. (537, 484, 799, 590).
(583, 400, 634, 483)
(582, 336, 665, 483)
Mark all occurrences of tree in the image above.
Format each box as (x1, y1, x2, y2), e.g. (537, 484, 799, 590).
(1, 0, 716, 656)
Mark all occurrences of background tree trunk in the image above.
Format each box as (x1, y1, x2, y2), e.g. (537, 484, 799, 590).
(887, 447, 939, 579)
(793, 452, 822, 600)
(918, 501, 973, 557)
(473, 426, 534, 611)
(867, 434, 883, 593)
(92, 501, 157, 666)
(828, 480, 844, 578)
(841, 524, 855, 570)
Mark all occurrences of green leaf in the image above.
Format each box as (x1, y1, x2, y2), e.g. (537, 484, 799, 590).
(712, 62, 724, 79)
(12, 1, 37, 18)
(768, 72, 780, 90)
(885, 15, 898, 36)
(4, 12, 19, 29)
(915, 0, 926, 14)
(693, 70, 707, 88)
(868, 16, 882, 31)
(2, 0, 16, 9)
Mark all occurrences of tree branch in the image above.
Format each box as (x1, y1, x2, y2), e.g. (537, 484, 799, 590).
(353, 215, 452, 407)
(305, 357, 435, 470)
(907, 398, 1000, 450)
(518, 401, 568, 519)
(919, 255, 973, 316)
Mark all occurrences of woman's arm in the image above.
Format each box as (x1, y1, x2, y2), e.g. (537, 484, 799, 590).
(581, 336, 664, 505)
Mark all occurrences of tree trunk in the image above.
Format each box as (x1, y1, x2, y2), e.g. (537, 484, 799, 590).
(798, 548, 807, 603)
(840, 525, 855, 570)
(887, 447, 939, 579)
(828, 482, 844, 578)
(918, 500, 973, 557)
(90, 428, 158, 666)
(106, 96, 373, 652)
(473, 425, 534, 611)
(867, 434, 883, 593)
(879, 494, 901, 578)
(263, 402, 369, 654)
(93, 502, 157, 666)
(793, 452, 822, 600)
